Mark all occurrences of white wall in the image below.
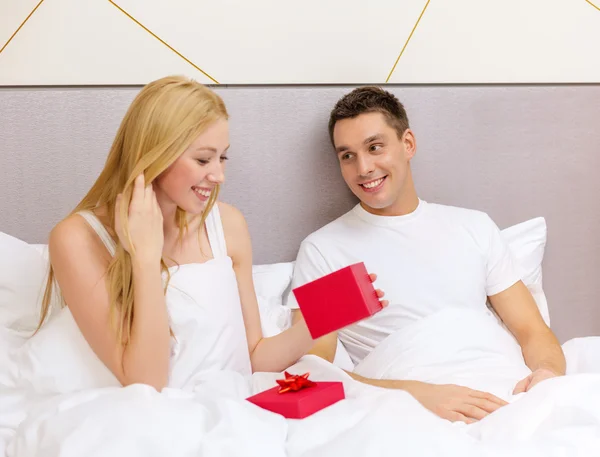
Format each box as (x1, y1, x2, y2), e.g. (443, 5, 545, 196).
(1, 0, 599, 85)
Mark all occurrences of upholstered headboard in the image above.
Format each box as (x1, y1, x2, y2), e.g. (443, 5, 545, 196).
(1, 84, 599, 343)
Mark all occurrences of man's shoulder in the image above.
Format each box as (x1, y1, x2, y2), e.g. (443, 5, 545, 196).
(307, 211, 354, 238)
(300, 207, 358, 248)
(426, 201, 493, 227)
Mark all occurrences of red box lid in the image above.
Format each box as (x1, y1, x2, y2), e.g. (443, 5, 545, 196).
(292, 262, 382, 339)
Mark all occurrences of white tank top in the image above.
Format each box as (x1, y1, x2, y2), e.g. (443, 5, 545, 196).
(77, 204, 252, 388)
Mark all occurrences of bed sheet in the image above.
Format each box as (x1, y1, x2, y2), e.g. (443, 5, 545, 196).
(2, 310, 600, 457)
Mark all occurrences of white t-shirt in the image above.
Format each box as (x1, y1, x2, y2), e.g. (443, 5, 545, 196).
(286, 200, 522, 365)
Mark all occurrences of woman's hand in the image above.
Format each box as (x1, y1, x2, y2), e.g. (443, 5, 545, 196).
(115, 173, 164, 265)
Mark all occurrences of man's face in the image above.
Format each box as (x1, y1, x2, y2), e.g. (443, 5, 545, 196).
(333, 112, 415, 216)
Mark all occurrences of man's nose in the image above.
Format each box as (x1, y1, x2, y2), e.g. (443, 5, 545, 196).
(356, 155, 374, 177)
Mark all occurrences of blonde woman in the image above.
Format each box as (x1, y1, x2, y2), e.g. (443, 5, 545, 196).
(38, 75, 387, 391)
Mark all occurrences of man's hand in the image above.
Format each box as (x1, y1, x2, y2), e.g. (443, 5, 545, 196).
(407, 382, 508, 424)
(368, 273, 389, 309)
(513, 368, 559, 394)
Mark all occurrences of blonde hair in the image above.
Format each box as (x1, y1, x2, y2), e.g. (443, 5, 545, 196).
(36, 75, 228, 344)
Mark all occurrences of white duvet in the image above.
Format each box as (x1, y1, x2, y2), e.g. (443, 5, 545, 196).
(2, 309, 600, 457)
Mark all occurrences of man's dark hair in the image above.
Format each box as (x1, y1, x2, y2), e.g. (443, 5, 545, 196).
(328, 86, 410, 146)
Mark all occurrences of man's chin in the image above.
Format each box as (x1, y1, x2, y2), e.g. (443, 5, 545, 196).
(358, 198, 393, 213)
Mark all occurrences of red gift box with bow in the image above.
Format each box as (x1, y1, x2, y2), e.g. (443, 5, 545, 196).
(292, 262, 383, 339)
(247, 372, 345, 419)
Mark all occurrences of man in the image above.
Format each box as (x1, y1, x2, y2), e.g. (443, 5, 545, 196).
(288, 86, 565, 424)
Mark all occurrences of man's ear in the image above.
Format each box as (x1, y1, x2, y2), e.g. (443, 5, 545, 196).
(402, 129, 417, 160)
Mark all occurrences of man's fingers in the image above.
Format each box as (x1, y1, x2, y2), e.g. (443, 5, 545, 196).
(375, 289, 385, 298)
(369, 273, 377, 282)
(527, 373, 548, 392)
(513, 377, 529, 395)
(445, 411, 476, 425)
(456, 404, 490, 422)
(472, 390, 509, 406)
(380, 299, 389, 308)
(468, 397, 505, 414)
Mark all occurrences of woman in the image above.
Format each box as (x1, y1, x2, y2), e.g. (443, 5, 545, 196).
(37, 75, 385, 391)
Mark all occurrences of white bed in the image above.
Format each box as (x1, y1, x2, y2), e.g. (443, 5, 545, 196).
(2, 221, 600, 457)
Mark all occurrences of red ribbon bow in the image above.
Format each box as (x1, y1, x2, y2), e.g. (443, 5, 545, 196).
(276, 371, 316, 394)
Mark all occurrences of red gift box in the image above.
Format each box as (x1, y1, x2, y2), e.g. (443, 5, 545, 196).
(292, 262, 383, 339)
(247, 372, 345, 419)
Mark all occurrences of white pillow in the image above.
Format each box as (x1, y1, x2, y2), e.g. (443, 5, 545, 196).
(31, 243, 49, 259)
(4, 306, 120, 394)
(0, 233, 49, 336)
(252, 262, 294, 337)
(500, 217, 549, 325)
(562, 337, 600, 374)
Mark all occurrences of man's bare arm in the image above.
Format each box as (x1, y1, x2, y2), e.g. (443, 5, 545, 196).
(489, 281, 565, 377)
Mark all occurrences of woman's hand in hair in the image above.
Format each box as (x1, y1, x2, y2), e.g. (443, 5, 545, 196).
(115, 173, 164, 265)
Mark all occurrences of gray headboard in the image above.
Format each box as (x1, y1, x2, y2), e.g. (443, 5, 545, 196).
(1, 84, 599, 343)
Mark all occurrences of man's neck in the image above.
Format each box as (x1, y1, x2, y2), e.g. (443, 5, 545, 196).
(359, 194, 419, 217)
(360, 171, 420, 217)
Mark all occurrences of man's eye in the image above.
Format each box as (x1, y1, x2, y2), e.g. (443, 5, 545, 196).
(370, 144, 382, 152)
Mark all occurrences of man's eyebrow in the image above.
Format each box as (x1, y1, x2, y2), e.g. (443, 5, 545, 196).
(336, 134, 385, 153)
(364, 134, 384, 145)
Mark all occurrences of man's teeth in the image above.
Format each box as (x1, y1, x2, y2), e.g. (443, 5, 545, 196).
(194, 187, 211, 197)
(362, 178, 384, 189)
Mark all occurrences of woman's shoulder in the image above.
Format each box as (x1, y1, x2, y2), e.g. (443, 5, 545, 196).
(216, 202, 251, 259)
(50, 213, 91, 247)
(216, 201, 248, 232)
(49, 212, 112, 265)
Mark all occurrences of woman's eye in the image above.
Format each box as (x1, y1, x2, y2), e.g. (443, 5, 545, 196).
(220, 156, 229, 162)
(197, 159, 209, 165)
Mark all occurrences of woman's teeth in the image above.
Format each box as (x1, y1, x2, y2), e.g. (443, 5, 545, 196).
(193, 187, 211, 197)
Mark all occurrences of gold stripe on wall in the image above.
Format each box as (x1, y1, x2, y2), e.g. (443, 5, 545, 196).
(0, 0, 46, 56)
(585, 0, 600, 12)
(385, 0, 432, 83)
(108, 1, 220, 84)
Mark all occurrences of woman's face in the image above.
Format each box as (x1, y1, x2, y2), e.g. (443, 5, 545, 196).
(154, 118, 230, 215)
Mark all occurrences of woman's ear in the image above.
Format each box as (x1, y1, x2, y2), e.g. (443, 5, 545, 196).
(151, 174, 162, 192)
